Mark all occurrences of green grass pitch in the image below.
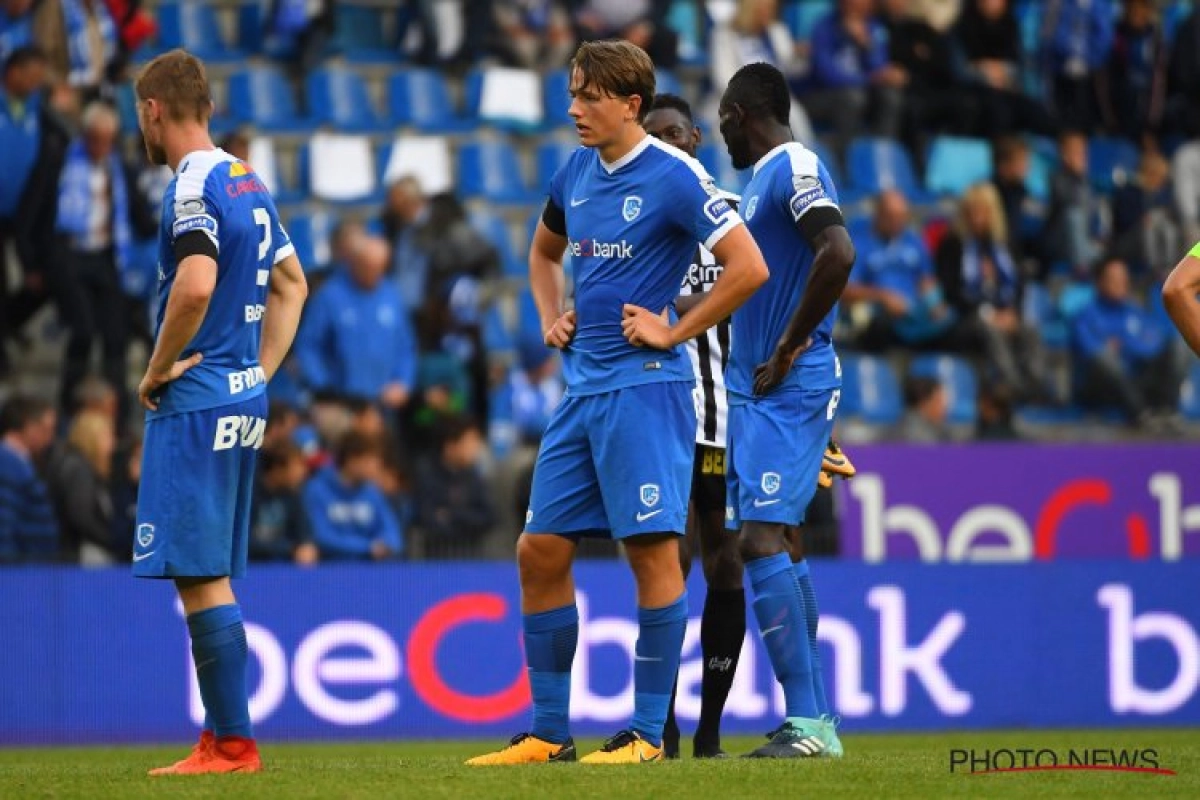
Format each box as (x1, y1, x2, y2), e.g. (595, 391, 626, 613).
(1, 730, 1198, 799)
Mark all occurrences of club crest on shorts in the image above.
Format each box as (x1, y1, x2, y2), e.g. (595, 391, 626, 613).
(640, 483, 660, 507)
(622, 195, 643, 222)
(136, 523, 155, 548)
(761, 472, 782, 495)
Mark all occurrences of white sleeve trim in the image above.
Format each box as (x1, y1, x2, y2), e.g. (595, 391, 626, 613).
(273, 241, 296, 264)
(703, 216, 743, 252)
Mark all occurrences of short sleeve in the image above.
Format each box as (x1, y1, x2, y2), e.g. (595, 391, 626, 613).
(170, 193, 219, 251)
(669, 161, 742, 252)
(782, 170, 838, 225)
(273, 214, 295, 264)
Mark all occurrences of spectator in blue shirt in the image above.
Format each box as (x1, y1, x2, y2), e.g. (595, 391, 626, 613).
(803, 0, 905, 156)
(1073, 257, 1184, 427)
(0, 394, 59, 562)
(1041, 0, 1116, 129)
(302, 430, 403, 561)
(296, 234, 417, 416)
(844, 190, 956, 351)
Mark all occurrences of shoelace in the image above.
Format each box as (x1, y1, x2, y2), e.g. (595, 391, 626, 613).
(600, 730, 638, 752)
(505, 733, 533, 748)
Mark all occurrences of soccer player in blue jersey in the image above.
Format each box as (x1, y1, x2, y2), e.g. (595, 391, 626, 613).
(131, 50, 308, 776)
(717, 62, 856, 758)
(468, 40, 769, 766)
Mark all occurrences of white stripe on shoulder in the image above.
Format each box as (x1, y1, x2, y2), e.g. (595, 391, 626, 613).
(646, 136, 713, 182)
(784, 142, 820, 178)
(175, 148, 236, 200)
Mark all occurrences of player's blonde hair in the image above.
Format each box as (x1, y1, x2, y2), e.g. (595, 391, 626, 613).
(571, 40, 656, 123)
(135, 48, 212, 123)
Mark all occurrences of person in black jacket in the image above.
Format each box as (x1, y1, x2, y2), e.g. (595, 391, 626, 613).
(413, 415, 495, 560)
(41, 409, 118, 564)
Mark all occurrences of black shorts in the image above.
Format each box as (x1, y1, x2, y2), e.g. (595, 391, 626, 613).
(691, 443, 727, 514)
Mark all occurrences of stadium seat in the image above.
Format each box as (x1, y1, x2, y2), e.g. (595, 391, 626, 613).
(846, 137, 934, 204)
(228, 65, 313, 133)
(839, 354, 903, 425)
(303, 134, 378, 204)
(237, 0, 294, 58)
(543, 69, 573, 129)
(1058, 282, 1096, 322)
(388, 69, 475, 133)
(655, 69, 683, 98)
(115, 83, 138, 133)
(910, 354, 978, 425)
(329, 3, 397, 63)
(1022, 282, 1069, 349)
(535, 138, 579, 193)
(925, 137, 993, 196)
(1181, 362, 1200, 421)
(666, 0, 707, 65)
(469, 210, 523, 278)
(458, 141, 538, 205)
(246, 136, 299, 204)
(1088, 137, 1140, 192)
(286, 209, 338, 273)
(155, 1, 242, 61)
(466, 67, 545, 131)
(378, 135, 454, 195)
(782, 0, 834, 39)
(306, 66, 387, 133)
(697, 143, 751, 195)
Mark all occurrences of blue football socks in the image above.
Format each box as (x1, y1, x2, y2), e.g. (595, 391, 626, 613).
(794, 559, 829, 716)
(186, 604, 252, 739)
(631, 593, 689, 747)
(523, 604, 578, 745)
(746, 553, 818, 719)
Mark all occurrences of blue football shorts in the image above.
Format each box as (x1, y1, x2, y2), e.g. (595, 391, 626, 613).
(726, 386, 839, 529)
(133, 395, 267, 578)
(525, 381, 695, 539)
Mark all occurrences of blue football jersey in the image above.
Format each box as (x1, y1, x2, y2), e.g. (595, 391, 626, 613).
(548, 136, 742, 395)
(150, 148, 294, 418)
(727, 142, 842, 399)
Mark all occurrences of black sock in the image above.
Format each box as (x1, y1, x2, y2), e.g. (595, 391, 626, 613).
(695, 587, 746, 750)
(663, 674, 681, 757)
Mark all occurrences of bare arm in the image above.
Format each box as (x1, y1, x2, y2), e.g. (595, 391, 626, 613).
(624, 225, 768, 348)
(529, 220, 575, 347)
(675, 290, 707, 317)
(138, 254, 215, 410)
(1163, 250, 1200, 359)
(259, 252, 309, 380)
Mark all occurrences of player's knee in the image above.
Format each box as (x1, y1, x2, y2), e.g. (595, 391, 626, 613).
(738, 524, 785, 564)
(702, 544, 743, 591)
(516, 534, 571, 585)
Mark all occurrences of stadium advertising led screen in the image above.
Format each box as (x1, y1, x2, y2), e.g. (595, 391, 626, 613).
(838, 445, 1200, 562)
(1, 560, 1197, 744)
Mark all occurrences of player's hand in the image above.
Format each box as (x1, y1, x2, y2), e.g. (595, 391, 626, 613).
(294, 542, 319, 566)
(753, 338, 810, 396)
(380, 382, 410, 409)
(137, 353, 203, 411)
(544, 310, 577, 349)
(621, 304, 673, 349)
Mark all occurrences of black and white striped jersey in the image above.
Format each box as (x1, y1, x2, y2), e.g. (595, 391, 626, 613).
(679, 191, 739, 448)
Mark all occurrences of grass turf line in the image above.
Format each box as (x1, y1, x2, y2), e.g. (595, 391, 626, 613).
(0, 730, 1197, 799)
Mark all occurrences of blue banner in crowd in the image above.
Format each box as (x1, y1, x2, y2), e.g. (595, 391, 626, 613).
(1, 562, 1198, 745)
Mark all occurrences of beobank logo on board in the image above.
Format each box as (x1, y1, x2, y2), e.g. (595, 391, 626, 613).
(839, 445, 1200, 562)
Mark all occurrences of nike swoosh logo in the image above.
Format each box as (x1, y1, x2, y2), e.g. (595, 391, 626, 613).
(636, 509, 664, 522)
(132, 550, 156, 562)
(761, 624, 785, 636)
(570, 197, 589, 207)
(754, 498, 781, 507)
(823, 456, 846, 467)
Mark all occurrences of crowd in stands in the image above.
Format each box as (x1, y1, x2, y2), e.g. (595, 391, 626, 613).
(2, 0, 1200, 565)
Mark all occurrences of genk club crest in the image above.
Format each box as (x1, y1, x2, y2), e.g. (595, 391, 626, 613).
(136, 523, 155, 548)
(640, 483, 660, 507)
(761, 472, 781, 495)
(622, 195, 643, 222)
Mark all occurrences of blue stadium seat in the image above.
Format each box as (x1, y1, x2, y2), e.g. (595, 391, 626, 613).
(237, 0, 294, 58)
(667, 0, 708, 66)
(910, 354, 977, 425)
(543, 69, 572, 129)
(839, 354, 903, 425)
(535, 138, 579, 193)
(306, 66, 387, 132)
(1181, 362, 1200, 421)
(115, 83, 138, 133)
(655, 69, 683, 98)
(846, 137, 933, 204)
(782, 0, 834, 39)
(388, 69, 474, 133)
(1022, 282, 1071, 349)
(469, 210, 523, 278)
(1058, 282, 1096, 322)
(925, 137, 993, 196)
(287, 210, 338, 273)
(329, 4, 397, 63)
(228, 65, 312, 133)
(156, 1, 241, 61)
(1088, 137, 1140, 192)
(458, 141, 538, 205)
(696, 143, 751, 194)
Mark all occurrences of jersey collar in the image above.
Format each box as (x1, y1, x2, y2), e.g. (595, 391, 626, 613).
(176, 147, 227, 175)
(599, 134, 652, 174)
(752, 141, 794, 176)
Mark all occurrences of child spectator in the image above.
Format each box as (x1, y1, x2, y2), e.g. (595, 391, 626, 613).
(302, 431, 403, 561)
(250, 439, 315, 564)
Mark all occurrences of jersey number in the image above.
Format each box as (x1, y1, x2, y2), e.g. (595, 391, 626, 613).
(254, 207, 272, 263)
(827, 389, 841, 421)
